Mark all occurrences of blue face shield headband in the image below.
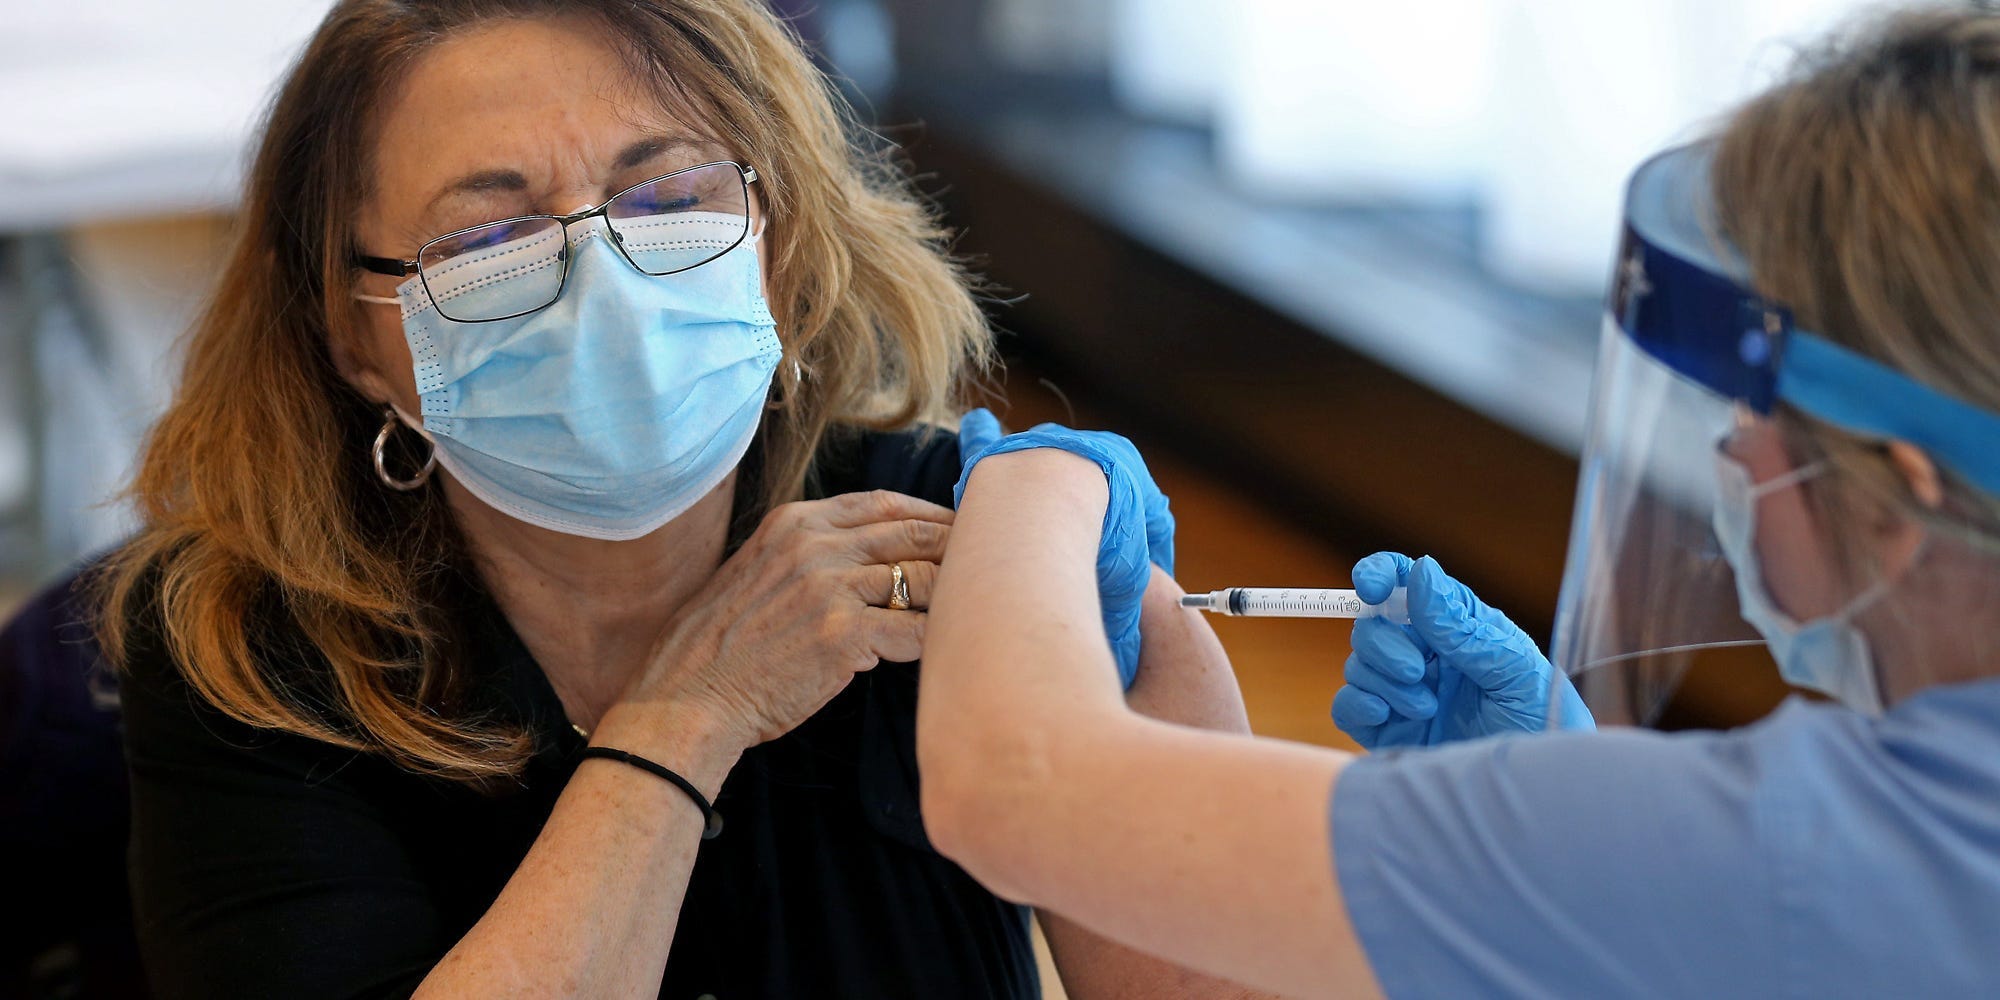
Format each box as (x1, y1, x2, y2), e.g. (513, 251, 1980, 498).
(1613, 146, 2000, 493)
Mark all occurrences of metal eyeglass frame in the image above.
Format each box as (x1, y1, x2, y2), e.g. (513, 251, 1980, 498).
(350, 160, 759, 323)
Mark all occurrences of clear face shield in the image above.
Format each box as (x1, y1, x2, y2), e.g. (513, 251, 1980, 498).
(1549, 143, 2000, 728)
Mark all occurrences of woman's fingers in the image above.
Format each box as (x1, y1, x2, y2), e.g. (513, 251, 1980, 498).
(845, 518, 951, 565)
(1332, 685, 1392, 730)
(859, 606, 927, 664)
(1350, 616, 1428, 684)
(818, 490, 956, 529)
(1351, 551, 1415, 605)
(636, 491, 964, 749)
(957, 407, 1005, 458)
(850, 559, 940, 610)
(1342, 652, 1437, 720)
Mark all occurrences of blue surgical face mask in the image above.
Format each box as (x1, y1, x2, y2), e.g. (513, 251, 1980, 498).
(365, 219, 782, 540)
(1711, 449, 1887, 714)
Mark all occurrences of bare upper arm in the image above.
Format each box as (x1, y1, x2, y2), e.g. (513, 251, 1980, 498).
(1122, 567, 1252, 735)
(919, 452, 1383, 998)
(1033, 567, 1280, 1000)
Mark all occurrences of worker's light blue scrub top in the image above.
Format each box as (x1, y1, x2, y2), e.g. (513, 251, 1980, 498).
(1332, 677, 2000, 998)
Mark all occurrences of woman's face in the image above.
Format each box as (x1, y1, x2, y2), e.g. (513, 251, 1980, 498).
(343, 16, 768, 414)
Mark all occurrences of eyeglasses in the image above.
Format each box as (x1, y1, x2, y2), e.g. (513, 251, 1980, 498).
(353, 160, 759, 323)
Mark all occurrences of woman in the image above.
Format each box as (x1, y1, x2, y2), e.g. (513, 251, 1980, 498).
(922, 8, 2000, 998)
(96, 1, 1264, 997)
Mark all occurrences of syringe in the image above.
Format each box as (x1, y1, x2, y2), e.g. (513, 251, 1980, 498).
(1180, 587, 1409, 624)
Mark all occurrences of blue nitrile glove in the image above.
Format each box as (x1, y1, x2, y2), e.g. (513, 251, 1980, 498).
(955, 408, 1175, 688)
(1330, 552, 1594, 750)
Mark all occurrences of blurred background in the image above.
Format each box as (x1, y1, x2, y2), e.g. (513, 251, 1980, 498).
(0, 0, 1897, 995)
(2, 0, 1879, 731)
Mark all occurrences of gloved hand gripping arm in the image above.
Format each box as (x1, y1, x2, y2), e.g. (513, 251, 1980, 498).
(954, 408, 1174, 688)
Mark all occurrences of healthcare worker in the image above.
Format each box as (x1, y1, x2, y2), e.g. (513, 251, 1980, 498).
(915, 7, 2000, 998)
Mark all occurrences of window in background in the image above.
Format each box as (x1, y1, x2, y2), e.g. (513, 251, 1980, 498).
(1110, 0, 1875, 294)
(1221, 0, 1497, 204)
(0, 0, 331, 584)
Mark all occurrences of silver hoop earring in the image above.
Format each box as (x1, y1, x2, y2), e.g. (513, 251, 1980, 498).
(768, 357, 807, 411)
(373, 406, 436, 491)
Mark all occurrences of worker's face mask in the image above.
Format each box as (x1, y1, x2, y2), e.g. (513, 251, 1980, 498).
(1711, 449, 1886, 713)
(365, 219, 781, 540)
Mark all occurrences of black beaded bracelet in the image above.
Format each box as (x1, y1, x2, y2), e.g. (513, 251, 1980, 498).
(578, 746, 724, 840)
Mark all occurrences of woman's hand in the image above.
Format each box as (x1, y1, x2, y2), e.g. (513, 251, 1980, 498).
(604, 490, 952, 757)
(1331, 553, 1594, 749)
(955, 408, 1175, 687)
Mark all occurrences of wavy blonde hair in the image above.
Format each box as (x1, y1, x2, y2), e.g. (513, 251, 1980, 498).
(1711, 5, 2000, 577)
(98, 0, 992, 782)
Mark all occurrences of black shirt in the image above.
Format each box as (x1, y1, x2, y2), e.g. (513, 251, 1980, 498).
(121, 429, 1037, 1000)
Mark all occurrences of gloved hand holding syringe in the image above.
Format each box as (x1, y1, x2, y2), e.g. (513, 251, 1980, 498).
(1180, 587, 1409, 623)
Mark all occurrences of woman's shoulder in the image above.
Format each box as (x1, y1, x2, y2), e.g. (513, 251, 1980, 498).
(107, 550, 383, 768)
(811, 424, 962, 508)
(107, 552, 300, 690)
(94, 549, 195, 703)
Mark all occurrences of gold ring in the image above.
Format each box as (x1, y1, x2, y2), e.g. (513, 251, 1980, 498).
(888, 562, 912, 611)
